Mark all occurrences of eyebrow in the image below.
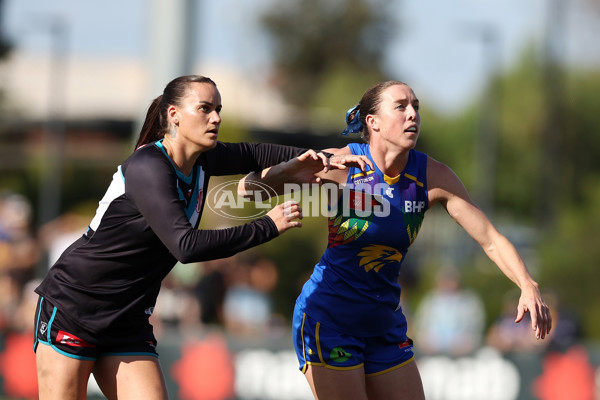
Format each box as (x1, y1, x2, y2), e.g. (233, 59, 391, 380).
(393, 98, 419, 104)
(197, 100, 222, 108)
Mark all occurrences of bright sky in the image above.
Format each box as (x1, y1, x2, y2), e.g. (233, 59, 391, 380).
(3, 0, 600, 114)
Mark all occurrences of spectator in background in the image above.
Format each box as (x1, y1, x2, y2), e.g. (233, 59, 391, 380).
(0, 194, 40, 399)
(194, 257, 231, 326)
(414, 266, 485, 356)
(0, 192, 39, 331)
(487, 291, 581, 353)
(37, 213, 90, 269)
(486, 290, 548, 353)
(223, 254, 279, 337)
(542, 293, 581, 352)
(151, 261, 203, 335)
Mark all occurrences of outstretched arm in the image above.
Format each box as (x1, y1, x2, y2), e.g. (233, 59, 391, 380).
(238, 146, 372, 200)
(427, 156, 552, 340)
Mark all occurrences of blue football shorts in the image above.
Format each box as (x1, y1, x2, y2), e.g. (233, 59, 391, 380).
(33, 296, 159, 361)
(293, 306, 415, 376)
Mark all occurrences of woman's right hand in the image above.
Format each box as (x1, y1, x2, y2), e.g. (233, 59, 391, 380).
(266, 200, 303, 234)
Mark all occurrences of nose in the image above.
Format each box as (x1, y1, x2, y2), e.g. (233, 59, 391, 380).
(210, 110, 221, 124)
(407, 105, 418, 120)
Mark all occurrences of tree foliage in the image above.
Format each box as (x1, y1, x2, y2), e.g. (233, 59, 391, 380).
(538, 178, 600, 338)
(0, 0, 11, 59)
(261, 0, 394, 112)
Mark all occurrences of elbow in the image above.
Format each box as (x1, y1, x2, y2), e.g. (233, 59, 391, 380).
(238, 175, 267, 201)
(169, 247, 195, 264)
(237, 177, 251, 198)
(169, 231, 200, 264)
(175, 252, 195, 265)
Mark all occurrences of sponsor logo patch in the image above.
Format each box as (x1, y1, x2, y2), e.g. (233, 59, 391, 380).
(330, 347, 352, 363)
(39, 321, 48, 335)
(56, 330, 96, 348)
(398, 338, 414, 352)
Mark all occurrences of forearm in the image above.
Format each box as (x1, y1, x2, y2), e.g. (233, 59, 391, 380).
(238, 162, 293, 199)
(485, 230, 551, 338)
(483, 232, 538, 290)
(238, 146, 362, 200)
(171, 217, 279, 263)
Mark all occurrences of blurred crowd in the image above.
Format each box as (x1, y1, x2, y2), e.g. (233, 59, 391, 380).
(0, 189, 585, 351)
(411, 265, 582, 357)
(1, 189, 598, 399)
(0, 191, 39, 333)
(0, 190, 284, 340)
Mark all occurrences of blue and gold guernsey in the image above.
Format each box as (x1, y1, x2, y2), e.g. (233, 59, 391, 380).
(295, 143, 429, 337)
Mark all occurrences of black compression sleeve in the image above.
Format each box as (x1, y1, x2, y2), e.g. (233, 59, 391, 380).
(125, 150, 280, 263)
(203, 142, 309, 176)
(175, 217, 279, 263)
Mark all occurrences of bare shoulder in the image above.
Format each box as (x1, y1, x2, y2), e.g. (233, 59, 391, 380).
(427, 156, 458, 187)
(426, 156, 469, 206)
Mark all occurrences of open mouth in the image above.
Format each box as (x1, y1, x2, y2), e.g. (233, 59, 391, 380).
(405, 126, 418, 133)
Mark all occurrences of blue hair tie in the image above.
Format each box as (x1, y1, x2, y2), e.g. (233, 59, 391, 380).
(341, 105, 362, 135)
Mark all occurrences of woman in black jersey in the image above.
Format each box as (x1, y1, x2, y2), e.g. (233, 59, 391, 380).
(32, 75, 359, 400)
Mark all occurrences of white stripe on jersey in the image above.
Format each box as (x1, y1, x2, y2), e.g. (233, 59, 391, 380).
(89, 166, 125, 232)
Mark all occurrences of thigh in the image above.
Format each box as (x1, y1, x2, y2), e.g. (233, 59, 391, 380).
(34, 296, 100, 360)
(36, 343, 95, 400)
(293, 310, 366, 372)
(365, 359, 425, 400)
(93, 355, 168, 400)
(305, 364, 368, 400)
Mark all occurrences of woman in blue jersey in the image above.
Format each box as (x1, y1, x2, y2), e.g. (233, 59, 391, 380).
(32, 75, 367, 400)
(240, 80, 552, 400)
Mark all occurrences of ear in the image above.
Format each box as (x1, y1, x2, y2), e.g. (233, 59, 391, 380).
(167, 105, 179, 125)
(366, 114, 379, 132)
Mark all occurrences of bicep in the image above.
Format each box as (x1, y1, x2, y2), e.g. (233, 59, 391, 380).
(125, 158, 193, 252)
(207, 142, 307, 176)
(427, 157, 496, 247)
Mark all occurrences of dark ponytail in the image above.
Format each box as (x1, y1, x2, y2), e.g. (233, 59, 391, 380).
(134, 75, 218, 150)
(135, 95, 164, 149)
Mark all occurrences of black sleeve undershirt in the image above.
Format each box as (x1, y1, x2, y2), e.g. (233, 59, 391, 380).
(201, 142, 310, 176)
(125, 143, 308, 263)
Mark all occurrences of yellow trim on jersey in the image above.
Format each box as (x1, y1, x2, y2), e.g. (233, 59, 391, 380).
(316, 321, 324, 363)
(365, 355, 415, 377)
(300, 314, 366, 372)
(384, 174, 400, 185)
(304, 361, 363, 371)
(403, 173, 424, 187)
(350, 170, 375, 180)
(300, 314, 312, 373)
(311, 318, 364, 371)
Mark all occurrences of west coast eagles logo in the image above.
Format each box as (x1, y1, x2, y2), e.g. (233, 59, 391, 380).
(357, 244, 403, 272)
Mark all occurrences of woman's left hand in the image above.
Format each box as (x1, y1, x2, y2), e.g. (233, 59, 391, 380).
(515, 283, 553, 339)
